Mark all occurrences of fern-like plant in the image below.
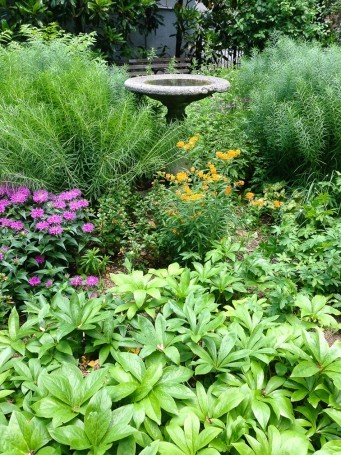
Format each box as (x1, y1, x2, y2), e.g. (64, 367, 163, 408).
(236, 37, 341, 179)
(0, 31, 182, 199)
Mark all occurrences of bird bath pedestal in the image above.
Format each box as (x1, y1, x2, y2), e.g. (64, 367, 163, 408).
(124, 74, 230, 123)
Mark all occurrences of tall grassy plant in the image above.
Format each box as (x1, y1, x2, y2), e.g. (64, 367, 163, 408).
(0, 33, 180, 199)
(236, 38, 341, 179)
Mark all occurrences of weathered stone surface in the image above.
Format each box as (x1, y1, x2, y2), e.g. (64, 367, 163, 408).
(124, 74, 230, 122)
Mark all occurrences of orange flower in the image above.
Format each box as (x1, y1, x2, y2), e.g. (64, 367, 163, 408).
(251, 199, 264, 206)
(176, 171, 188, 183)
(225, 186, 231, 196)
(172, 229, 178, 234)
(273, 200, 283, 208)
(246, 192, 255, 200)
(176, 141, 185, 148)
(235, 180, 245, 187)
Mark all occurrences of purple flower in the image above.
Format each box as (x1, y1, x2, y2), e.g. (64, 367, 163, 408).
(90, 293, 98, 298)
(0, 218, 12, 227)
(82, 223, 94, 233)
(47, 214, 63, 224)
(0, 199, 11, 213)
(30, 208, 45, 219)
(0, 253, 3, 261)
(59, 189, 82, 201)
(33, 190, 49, 203)
(9, 220, 24, 230)
(29, 276, 41, 286)
(36, 221, 49, 231)
(63, 211, 76, 221)
(49, 225, 63, 235)
(10, 189, 30, 204)
(50, 200, 66, 209)
(35, 255, 45, 264)
(0, 185, 7, 197)
(45, 279, 53, 287)
(69, 199, 89, 211)
(70, 276, 83, 286)
(86, 276, 99, 287)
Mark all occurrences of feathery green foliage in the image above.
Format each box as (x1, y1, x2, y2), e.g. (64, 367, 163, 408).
(0, 32, 181, 199)
(236, 38, 341, 179)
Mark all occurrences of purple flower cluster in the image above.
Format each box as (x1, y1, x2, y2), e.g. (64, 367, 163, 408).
(1, 184, 99, 299)
(70, 275, 99, 287)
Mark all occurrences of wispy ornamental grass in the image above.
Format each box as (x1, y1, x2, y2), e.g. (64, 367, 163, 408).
(236, 37, 341, 179)
(0, 32, 181, 199)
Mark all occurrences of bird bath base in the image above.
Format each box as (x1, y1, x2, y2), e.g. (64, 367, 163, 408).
(124, 74, 230, 123)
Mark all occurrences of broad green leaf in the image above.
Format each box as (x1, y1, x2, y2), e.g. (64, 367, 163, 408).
(214, 391, 244, 418)
(197, 427, 222, 450)
(291, 361, 320, 378)
(251, 399, 270, 429)
(49, 425, 91, 450)
(139, 440, 160, 455)
(159, 441, 187, 455)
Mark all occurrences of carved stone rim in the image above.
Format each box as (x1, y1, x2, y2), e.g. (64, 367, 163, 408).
(124, 74, 230, 96)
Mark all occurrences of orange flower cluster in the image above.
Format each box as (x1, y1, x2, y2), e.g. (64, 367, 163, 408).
(216, 149, 241, 160)
(176, 135, 199, 150)
(273, 200, 283, 208)
(245, 192, 255, 200)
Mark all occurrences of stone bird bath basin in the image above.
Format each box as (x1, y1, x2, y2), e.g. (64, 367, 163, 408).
(124, 74, 230, 123)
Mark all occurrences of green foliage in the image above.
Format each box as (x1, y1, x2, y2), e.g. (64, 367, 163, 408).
(235, 38, 341, 179)
(0, 0, 162, 59)
(0, 262, 340, 454)
(176, 0, 335, 63)
(0, 33, 182, 199)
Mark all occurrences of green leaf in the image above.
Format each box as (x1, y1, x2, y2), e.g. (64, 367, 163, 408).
(214, 391, 244, 418)
(8, 308, 19, 340)
(158, 441, 187, 455)
(49, 425, 91, 450)
(134, 290, 147, 308)
(251, 399, 270, 429)
(197, 427, 222, 450)
(291, 361, 320, 378)
(324, 408, 341, 426)
(139, 440, 160, 455)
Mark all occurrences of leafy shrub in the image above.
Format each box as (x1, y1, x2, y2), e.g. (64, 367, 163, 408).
(235, 38, 341, 179)
(0, 184, 99, 303)
(0, 33, 182, 199)
(0, 1, 162, 59)
(0, 262, 340, 454)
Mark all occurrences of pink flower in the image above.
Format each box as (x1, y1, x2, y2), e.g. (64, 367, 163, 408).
(33, 190, 49, 203)
(69, 199, 89, 211)
(30, 208, 45, 219)
(86, 276, 99, 287)
(82, 223, 94, 233)
(9, 220, 24, 230)
(50, 200, 66, 209)
(29, 276, 41, 286)
(70, 276, 83, 286)
(0, 218, 12, 227)
(0, 253, 3, 261)
(35, 255, 45, 264)
(49, 225, 63, 235)
(0, 199, 11, 213)
(10, 188, 30, 204)
(36, 221, 49, 231)
(63, 211, 76, 221)
(59, 189, 82, 201)
(47, 214, 63, 224)
(45, 279, 53, 287)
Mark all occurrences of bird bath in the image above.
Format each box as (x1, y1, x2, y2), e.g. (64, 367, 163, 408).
(124, 74, 230, 123)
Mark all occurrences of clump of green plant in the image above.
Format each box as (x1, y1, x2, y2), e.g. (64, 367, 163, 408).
(235, 37, 341, 179)
(0, 260, 340, 454)
(0, 32, 182, 199)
